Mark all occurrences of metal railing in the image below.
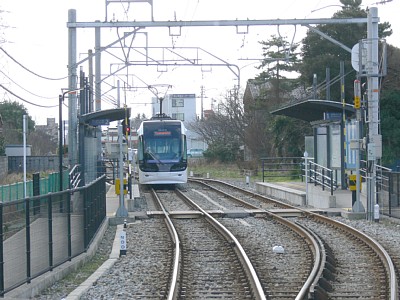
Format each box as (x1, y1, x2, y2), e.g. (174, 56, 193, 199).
(0, 175, 106, 297)
(388, 172, 400, 218)
(359, 161, 400, 218)
(305, 160, 338, 196)
(261, 157, 337, 195)
(261, 157, 304, 181)
(360, 160, 391, 193)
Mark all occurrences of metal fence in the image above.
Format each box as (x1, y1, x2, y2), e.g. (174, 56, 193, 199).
(8, 156, 60, 173)
(374, 170, 400, 219)
(261, 157, 304, 181)
(358, 161, 400, 218)
(0, 171, 70, 203)
(0, 175, 106, 296)
(261, 157, 400, 218)
(261, 157, 338, 195)
(387, 172, 400, 218)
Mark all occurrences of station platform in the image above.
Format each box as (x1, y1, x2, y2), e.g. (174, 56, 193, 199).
(255, 180, 368, 219)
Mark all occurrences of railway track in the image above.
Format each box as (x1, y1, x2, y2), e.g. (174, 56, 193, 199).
(76, 178, 397, 299)
(152, 186, 324, 299)
(187, 178, 398, 299)
(331, 217, 400, 300)
(153, 187, 265, 299)
(295, 214, 396, 299)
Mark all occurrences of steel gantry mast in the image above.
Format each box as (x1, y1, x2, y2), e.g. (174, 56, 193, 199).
(67, 4, 381, 220)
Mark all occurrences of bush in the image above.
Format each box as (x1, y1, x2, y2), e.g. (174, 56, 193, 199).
(203, 143, 239, 162)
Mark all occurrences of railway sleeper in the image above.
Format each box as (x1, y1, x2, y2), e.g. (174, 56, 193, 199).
(312, 285, 330, 300)
(322, 264, 336, 281)
(317, 276, 333, 293)
(329, 291, 387, 299)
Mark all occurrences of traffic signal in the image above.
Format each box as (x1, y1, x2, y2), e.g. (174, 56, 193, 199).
(122, 119, 131, 136)
(354, 96, 361, 109)
(354, 79, 361, 109)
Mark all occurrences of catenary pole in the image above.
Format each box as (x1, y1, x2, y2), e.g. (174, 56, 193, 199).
(68, 9, 78, 167)
(366, 7, 381, 220)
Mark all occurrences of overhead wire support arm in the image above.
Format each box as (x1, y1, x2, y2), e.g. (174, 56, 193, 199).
(67, 18, 368, 30)
(74, 27, 144, 68)
(303, 24, 352, 53)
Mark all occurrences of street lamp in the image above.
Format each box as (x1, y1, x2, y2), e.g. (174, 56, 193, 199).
(59, 89, 81, 191)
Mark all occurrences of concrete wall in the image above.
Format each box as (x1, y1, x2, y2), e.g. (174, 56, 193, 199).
(5, 145, 32, 156)
(8, 156, 59, 173)
(256, 182, 306, 206)
(256, 182, 355, 209)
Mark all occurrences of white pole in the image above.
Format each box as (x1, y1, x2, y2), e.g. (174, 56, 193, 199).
(116, 82, 128, 218)
(366, 7, 380, 220)
(304, 151, 308, 206)
(23, 115, 27, 198)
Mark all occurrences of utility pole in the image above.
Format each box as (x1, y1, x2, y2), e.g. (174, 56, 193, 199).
(352, 79, 364, 213)
(116, 80, 128, 217)
(68, 9, 78, 167)
(200, 85, 205, 120)
(366, 7, 381, 221)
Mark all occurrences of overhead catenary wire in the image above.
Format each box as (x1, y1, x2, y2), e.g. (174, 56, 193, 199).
(0, 47, 67, 81)
(0, 83, 58, 108)
(0, 69, 55, 99)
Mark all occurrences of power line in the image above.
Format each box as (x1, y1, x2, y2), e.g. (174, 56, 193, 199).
(0, 69, 55, 99)
(0, 83, 58, 108)
(0, 47, 67, 81)
(372, 0, 393, 4)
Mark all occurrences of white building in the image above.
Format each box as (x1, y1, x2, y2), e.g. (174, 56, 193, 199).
(151, 93, 206, 151)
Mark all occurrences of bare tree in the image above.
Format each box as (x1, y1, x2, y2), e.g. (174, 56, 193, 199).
(187, 88, 246, 161)
(27, 130, 57, 155)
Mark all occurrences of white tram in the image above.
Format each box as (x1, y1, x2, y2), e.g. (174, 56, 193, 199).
(137, 115, 188, 184)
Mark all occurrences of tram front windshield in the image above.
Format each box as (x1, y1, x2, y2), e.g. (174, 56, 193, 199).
(142, 122, 183, 163)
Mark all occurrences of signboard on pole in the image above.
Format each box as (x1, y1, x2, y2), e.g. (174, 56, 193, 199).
(120, 230, 127, 256)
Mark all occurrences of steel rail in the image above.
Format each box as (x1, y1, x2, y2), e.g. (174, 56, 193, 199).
(308, 213, 398, 300)
(295, 222, 328, 299)
(191, 178, 295, 208)
(190, 179, 323, 298)
(175, 188, 266, 300)
(150, 188, 181, 300)
(190, 178, 398, 299)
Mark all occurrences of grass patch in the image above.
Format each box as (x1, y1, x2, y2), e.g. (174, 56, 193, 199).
(187, 161, 263, 181)
(187, 160, 303, 183)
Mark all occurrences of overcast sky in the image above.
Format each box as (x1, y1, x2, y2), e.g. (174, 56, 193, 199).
(1, 0, 398, 125)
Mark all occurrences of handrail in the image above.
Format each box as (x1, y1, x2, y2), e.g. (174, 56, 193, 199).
(304, 160, 337, 195)
(360, 160, 392, 191)
(260, 157, 337, 194)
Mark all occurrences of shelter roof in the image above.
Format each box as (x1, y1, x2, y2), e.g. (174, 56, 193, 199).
(270, 99, 355, 122)
(80, 108, 130, 126)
